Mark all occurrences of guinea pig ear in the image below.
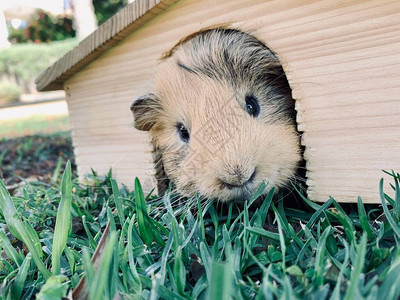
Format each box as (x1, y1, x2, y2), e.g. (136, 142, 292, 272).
(130, 93, 161, 131)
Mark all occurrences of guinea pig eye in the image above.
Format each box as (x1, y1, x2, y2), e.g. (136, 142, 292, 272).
(177, 123, 190, 142)
(245, 95, 260, 117)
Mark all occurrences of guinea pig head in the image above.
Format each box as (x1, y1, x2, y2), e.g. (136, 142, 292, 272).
(131, 29, 301, 202)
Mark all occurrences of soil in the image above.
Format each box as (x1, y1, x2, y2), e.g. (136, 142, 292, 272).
(0, 133, 76, 187)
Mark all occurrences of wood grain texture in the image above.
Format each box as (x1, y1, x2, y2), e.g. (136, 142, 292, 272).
(43, 0, 400, 202)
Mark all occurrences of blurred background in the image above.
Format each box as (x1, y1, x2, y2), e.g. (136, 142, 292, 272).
(0, 0, 133, 137)
(0, 0, 133, 187)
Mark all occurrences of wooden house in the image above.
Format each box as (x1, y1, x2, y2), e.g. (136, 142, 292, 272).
(36, 0, 400, 203)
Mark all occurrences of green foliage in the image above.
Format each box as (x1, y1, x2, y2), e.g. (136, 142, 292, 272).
(8, 10, 75, 44)
(0, 38, 78, 93)
(36, 275, 69, 300)
(93, 0, 128, 25)
(0, 175, 51, 279)
(0, 81, 21, 105)
(1, 164, 400, 298)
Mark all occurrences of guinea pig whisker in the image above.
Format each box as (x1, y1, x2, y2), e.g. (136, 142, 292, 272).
(289, 174, 307, 183)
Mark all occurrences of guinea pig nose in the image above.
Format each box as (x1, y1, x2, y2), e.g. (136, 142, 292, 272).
(219, 169, 256, 190)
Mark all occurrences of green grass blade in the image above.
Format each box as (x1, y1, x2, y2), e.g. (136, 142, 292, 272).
(51, 156, 63, 182)
(357, 196, 374, 240)
(150, 233, 173, 299)
(171, 218, 180, 251)
(181, 217, 200, 249)
(249, 181, 267, 203)
(244, 242, 267, 273)
(344, 234, 367, 300)
(192, 276, 208, 299)
(127, 215, 142, 293)
(245, 227, 282, 241)
(107, 206, 116, 233)
(24, 219, 44, 257)
(157, 232, 173, 284)
(272, 203, 304, 249)
(200, 242, 212, 280)
(134, 178, 152, 245)
(129, 216, 154, 268)
(88, 232, 117, 300)
(36, 275, 69, 300)
(378, 262, 400, 299)
(0, 149, 7, 168)
(302, 225, 318, 249)
(258, 187, 274, 226)
(294, 238, 312, 266)
(0, 178, 51, 279)
(0, 181, 24, 242)
(261, 267, 277, 299)
(10, 253, 31, 300)
(82, 248, 95, 286)
(314, 226, 331, 287)
(331, 237, 350, 300)
(226, 201, 233, 229)
(52, 161, 72, 275)
(292, 183, 321, 210)
(305, 198, 333, 230)
(82, 215, 96, 249)
(197, 195, 206, 241)
(380, 179, 400, 238)
(275, 211, 287, 272)
(329, 200, 356, 243)
(0, 230, 24, 266)
(148, 217, 167, 246)
(173, 246, 186, 296)
(110, 237, 119, 300)
(282, 275, 298, 299)
(208, 261, 233, 300)
(64, 246, 75, 274)
(111, 179, 125, 225)
(393, 171, 400, 219)
(139, 275, 189, 300)
(222, 224, 232, 260)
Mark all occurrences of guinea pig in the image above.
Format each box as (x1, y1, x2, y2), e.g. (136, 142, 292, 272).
(131, 28, 301, 202)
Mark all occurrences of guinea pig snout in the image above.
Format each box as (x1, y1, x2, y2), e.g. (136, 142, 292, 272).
(218, 166, 256, 190)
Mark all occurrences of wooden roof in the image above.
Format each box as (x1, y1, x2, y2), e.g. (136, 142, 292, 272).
(36, 0, 178, 91)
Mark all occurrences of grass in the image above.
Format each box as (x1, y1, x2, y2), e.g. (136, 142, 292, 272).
(0, 115, 70, 138)
(1, 160, 400, 299)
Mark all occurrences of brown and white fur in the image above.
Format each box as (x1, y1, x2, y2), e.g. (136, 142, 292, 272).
(131, 28, 301, 202)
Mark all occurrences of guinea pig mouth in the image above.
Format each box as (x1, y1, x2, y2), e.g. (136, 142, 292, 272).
(219, 170, 256, 190)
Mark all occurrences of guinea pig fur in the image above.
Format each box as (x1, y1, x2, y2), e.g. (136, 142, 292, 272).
(131, 28, 301, 202)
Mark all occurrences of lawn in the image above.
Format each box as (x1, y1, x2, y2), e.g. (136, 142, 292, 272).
(0, 134, 400, 299)
(0, 115, 70, 139)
